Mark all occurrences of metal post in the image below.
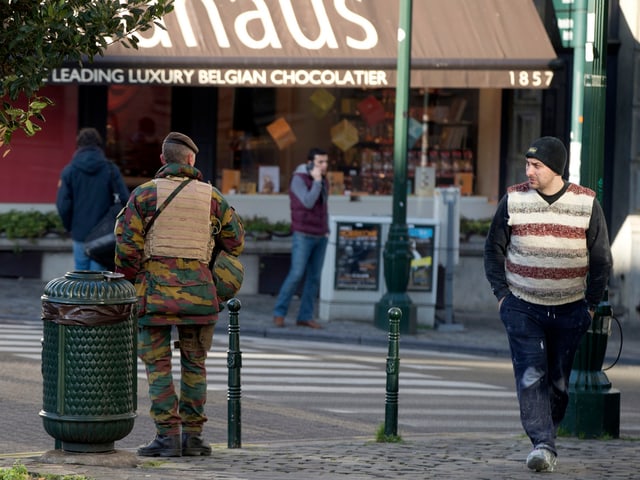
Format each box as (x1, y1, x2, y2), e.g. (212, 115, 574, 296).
(569, 0, 588, 184)
(580, 0, 607, 196)
(227, 298, 242, 448)
(436, 187, 463, 331)
(374, 0, 417, 335)
(384, 307, 401, 437)
(561, 0, 620, 439)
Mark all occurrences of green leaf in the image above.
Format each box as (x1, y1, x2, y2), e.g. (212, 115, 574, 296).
(0, 0, 174, 144)
(24, 119, 35, 135)
(29, 100, 50, 110)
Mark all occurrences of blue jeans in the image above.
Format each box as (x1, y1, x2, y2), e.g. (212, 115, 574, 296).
(500, 294, 591, 454)
(273, 232, 328, 322)
(73, 240, 107, 271)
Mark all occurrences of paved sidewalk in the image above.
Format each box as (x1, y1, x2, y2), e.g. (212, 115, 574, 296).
(1, 276, 639, 479)
(1, 433, 639, 479)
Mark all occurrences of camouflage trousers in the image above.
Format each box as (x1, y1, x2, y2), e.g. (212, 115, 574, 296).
(138, 324, 215, 436)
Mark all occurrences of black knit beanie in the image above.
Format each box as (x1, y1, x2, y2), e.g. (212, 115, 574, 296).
(525, 136, 567, 175)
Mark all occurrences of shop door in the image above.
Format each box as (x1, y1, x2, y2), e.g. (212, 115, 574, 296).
(502, 90, 543, 193)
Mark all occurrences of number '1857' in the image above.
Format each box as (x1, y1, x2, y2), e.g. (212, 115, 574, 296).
(509, 71, 554, 87)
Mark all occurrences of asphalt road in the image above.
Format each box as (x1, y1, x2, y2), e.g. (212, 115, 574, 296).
(2, 329, 639, 457)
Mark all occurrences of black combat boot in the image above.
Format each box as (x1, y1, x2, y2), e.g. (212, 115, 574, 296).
(182, 432, 212, 456)
(137, 434, 182, 457)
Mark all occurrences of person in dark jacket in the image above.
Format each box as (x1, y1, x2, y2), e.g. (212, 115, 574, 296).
(56, 127, 129, 270)
(484, 136, 612, 473)
(273, 147, 330, 329)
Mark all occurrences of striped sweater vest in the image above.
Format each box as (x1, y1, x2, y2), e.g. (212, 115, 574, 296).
(505, 182, 595, 305)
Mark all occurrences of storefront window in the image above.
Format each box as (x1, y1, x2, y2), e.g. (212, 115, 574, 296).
(328, 88, 477, 196)
(104, 84, 478, 196)
(106, 85, 171, 186)
(217, 87, 478, 197)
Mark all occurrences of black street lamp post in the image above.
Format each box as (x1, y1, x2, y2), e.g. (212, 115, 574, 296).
(374, 0, 417, 334)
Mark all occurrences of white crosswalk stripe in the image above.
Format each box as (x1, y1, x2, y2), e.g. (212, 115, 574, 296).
(0, 323, 516, 398)
(212, 337, 520, 432)
(0, 324, 43, 359)
(0, 323, 520, 431)
(6, 324, 640, 436)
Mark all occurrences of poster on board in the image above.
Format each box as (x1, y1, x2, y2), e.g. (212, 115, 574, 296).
(334, 222, 381, 290)
(407, 224, 436, 291)
(258, 166, 280, 193)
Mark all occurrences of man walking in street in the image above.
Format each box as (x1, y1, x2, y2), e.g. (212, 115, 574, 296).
(484, 136, 612, 472)
(115, 132, 245, 457)
(273, 147, 330, 329)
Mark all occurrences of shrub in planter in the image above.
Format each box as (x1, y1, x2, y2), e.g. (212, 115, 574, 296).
(242, 215, 291, 239)
(0, 210, 66, 240)
(0, 211, 67, 277)
(459, 217, 492, 242)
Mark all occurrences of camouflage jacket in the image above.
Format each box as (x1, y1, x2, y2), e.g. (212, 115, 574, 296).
(114, 163, 245, 326)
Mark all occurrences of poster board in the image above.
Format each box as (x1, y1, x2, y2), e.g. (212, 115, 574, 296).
(407, 224, 436, 291)
(221, 169, 241, 194)
(327, 171, 345, 195)
(454, 172, 474, 196)
(414, 166, 436, 197)
(334, 221, 381, 290)
(258, 166, 280, 193)
(320, 215, 439, 326)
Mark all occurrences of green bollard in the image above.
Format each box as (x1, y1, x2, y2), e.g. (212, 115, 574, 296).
(226, 298, 242, 448)
(384, 307, 402, 437)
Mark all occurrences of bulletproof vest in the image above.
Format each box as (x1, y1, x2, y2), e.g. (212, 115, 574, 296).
(144, 177, 214, 262)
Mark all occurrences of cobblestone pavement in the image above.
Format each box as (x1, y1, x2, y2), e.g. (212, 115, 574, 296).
(1, 433, 639, 479)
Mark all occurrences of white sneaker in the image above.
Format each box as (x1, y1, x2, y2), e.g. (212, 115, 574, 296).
(526, 447, 557, 472)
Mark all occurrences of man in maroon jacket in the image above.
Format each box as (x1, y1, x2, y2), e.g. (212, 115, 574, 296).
(273, 147, 329, 329)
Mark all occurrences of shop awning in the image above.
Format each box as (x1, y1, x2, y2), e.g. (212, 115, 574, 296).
(49, 0, 559, 89)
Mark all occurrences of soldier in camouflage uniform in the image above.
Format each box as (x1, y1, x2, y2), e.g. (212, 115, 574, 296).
(115, 132, 244, 457)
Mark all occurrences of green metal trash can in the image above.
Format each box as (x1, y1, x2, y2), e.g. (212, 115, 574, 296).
(39, 271, 138, 453)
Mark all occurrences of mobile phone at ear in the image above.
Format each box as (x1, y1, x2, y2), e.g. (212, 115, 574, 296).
(307, 161, 314, 172)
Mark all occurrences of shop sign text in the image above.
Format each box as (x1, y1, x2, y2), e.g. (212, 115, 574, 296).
(49, 67, 389, 87)
(124, 0, 379, 53)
